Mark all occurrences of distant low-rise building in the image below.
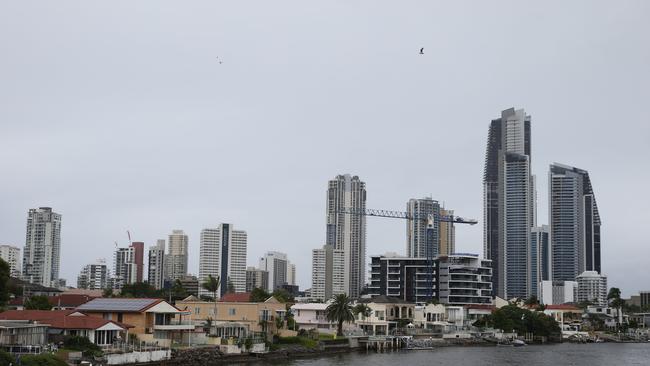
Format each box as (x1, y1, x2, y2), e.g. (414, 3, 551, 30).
(576, 271, 607, 307)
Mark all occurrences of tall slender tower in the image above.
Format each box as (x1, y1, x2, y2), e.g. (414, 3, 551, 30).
(549, 163, 601, 281)
(166, 230, 188, 281)
(199, 224, 247, 298)
(22, 207, 62, 287)
(148, 239, 166, 290)
(326, 174, 366, 299)
(439, 208, 456, 256)
(406, 197, 440, 258)
(483, 108, 534, 299)
(258, 251, 289, 291)
(130, 241, 144, 283)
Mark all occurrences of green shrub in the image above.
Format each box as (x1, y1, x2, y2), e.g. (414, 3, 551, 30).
(275, 336, 317, 349)
(19, 354, 68, 366)
(0, 350, 14, 366)
(63, 335, 102, 356)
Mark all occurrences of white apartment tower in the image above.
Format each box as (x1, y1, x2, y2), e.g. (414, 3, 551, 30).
(311, 244, 345, 301)
(113, 246, 137, 289)
(258, 251, 296, 291)
(77, 260, 108, 290)
(148, 239, 166, 290)
(325, 174, 366, 299)
(22, 207, 62, 287)
(199, 224, 247, 298)
(576, 271, 608, 307)
(166, 230, 188, 281)
(0, 245, 21, 277)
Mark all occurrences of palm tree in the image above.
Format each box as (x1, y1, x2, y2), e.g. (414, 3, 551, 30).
(353, 303, 371, 321)
(607, 287, 624, 327)
(326, 294, 355, 336)
(202, 275, 221, 317)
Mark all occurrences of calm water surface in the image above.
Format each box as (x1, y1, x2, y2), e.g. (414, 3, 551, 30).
(254, 343, 650, 366)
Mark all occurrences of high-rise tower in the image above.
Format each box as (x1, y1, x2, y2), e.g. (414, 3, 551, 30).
(199, 224, 247, 298)
(148, 239, 166, 290)
(166, 230, 188, 281)
(406, 197, 440, 258)
(483, 108, 535, 299)
(22, 207, 62, 287)
(325, 174, 366, 298)
(549, 163, 601, 281)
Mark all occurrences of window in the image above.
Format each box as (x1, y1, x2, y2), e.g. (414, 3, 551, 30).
(195, 307, 200, 315)
(229, 308, 236, 316)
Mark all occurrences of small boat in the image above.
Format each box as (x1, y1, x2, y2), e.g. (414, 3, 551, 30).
(512, 339, 526, 347)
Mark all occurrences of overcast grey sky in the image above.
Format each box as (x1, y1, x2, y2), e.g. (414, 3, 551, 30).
(1, 1, 649, 296)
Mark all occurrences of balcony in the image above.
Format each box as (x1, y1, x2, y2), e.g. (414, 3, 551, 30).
(152, 319, 194, 331)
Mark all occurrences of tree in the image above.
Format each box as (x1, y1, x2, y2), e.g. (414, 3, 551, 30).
(524, 295, 540, 306)
(353, 303, 371, 320)
(607, 287, 624, 327)
(487, 304, 560, 338)
(0, 259, 10, 308)
(271, 288, 294, 303)
(202, 275, 220, 317)
(102, 288, 114, 298)
(326, 294, 355, 336)
(24, 295, 52, 310)
(171, 279, 187, 301)
(250, 287, 271, 302)
(119, 282, 160, 298)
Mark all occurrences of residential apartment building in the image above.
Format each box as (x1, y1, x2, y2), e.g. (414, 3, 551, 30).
(246, 267, 268, 292)
(258, 251, 290, 291)
(166, 230, 188, 281)
(539, 280, 577, 305)
(439, 208, 456, 256)
(368, 253, 492, 305)
(530, 225, 551, 298)
(148, 240, 166, 290)
(325, 174, 366, 298)
(76, 261, 108, 290)
(483, 108, 535, 299)
(576, 271, 608, 307)
(130, 242, 144, 283)
(549, 163, 602, 281)
(22, 207, 62, 287)
(311, 244, 345, 301)
(199, 224, 247, 298)
(406, 197, 440, 258)
(0, 244, 21, 277)
(113, 246, 137, 289)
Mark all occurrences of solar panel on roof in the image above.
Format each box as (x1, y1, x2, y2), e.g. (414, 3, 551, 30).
(76, 298, 158, 312)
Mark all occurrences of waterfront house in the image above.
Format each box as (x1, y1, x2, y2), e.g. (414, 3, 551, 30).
(0, 320, 49, 353)
(176, 295, 288, 338)
(0, 310, 129, 346)
(355, 296, 416, 335)
(76, 298, 192, 347)
(290, 303, 338, 334)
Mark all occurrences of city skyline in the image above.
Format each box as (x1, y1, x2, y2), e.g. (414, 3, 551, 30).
(1, 2, 649, 296)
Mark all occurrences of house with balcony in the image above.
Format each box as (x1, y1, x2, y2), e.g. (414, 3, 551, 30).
(355, 296, 416, 335)
(0, 310, 130, 346)
(175, 295, 287, 340)
(0, 320, 49, 353)
(290, 303, 338, 334)
(76, 298, 192, 347)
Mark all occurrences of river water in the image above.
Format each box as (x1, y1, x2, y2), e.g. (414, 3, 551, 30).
(256, 343, 650, 366)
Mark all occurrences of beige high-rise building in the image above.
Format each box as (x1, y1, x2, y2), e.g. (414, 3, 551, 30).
(311, 244, 345, 301)
(166, 230, 188, 281)
(439, 208, 456, 256)
(0, 245, 21, 277)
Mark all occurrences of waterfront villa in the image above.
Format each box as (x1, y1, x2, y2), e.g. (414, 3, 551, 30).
(76, 298, 192, 347)
(0, 310, 130, 346)
(355, 296, 416, 335)
(175, 295, 288, 338)
(290, 303, 338, 334)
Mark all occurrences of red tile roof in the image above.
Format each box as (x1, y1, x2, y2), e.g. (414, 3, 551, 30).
(545, 304, 582, 311)
(7, 294, 96, 308)
(0, 310, 131, 330)
(219, 292, 252, 302)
